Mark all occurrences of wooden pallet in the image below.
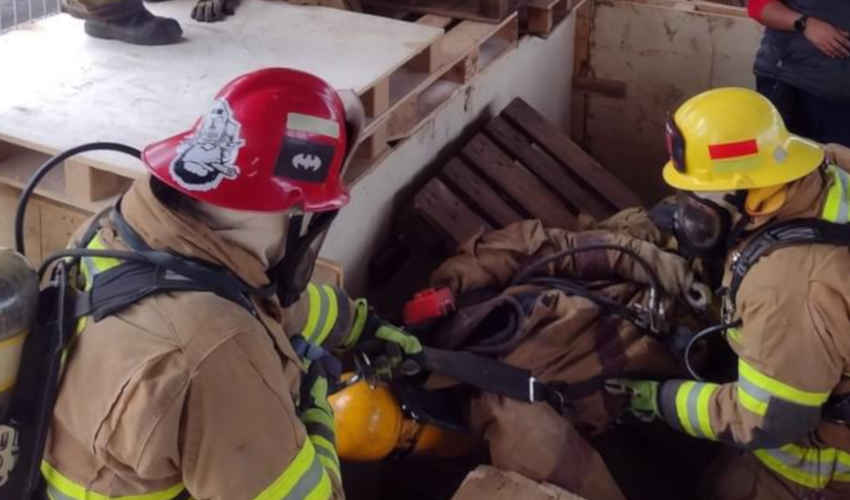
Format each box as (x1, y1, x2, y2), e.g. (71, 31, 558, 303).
(345, 11, 520, 182)
(413, 97, 641, 247)
(366, 98, 641, 318)
(363, 0, 515, 23)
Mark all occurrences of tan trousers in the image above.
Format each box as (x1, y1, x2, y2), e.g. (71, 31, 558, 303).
(469, 394, 627, 500)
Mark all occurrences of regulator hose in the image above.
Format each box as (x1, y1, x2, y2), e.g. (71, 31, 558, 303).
(15, 142, 141, 256)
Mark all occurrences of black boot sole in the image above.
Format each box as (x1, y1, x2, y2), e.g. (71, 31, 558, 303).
(84, 18, 182, 45)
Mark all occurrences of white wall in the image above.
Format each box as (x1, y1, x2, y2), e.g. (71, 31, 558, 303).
(322, 16, 576, 294)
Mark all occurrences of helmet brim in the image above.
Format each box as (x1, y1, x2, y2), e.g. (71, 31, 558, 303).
(142, 130, 349, 213)
(662, 135, 825, 192)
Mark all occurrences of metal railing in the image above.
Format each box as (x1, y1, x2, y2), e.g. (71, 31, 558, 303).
(0, 0, 62, 32)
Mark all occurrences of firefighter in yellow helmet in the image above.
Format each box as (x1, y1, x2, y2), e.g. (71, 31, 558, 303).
(609, 87, 850, 499)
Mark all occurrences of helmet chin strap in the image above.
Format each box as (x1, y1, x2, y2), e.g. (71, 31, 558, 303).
(270, 210, 339, 307)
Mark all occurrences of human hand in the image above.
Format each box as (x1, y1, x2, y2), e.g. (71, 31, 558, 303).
(804, 17, 850, 59)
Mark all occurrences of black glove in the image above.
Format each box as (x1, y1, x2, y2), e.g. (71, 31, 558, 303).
(191, 0, 237, 22)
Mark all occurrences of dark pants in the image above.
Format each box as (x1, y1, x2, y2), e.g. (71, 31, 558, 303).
(756, 76, 850, 147)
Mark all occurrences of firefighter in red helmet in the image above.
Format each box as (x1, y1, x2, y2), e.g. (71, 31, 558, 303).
(39, 68, 422, 500)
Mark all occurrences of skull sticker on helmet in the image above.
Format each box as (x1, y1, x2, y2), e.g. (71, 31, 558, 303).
(170, 98, 246, 192)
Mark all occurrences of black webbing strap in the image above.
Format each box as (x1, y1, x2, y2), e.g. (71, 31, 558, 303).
(421, 346, 570, 414)
(727, 218, 850, 311)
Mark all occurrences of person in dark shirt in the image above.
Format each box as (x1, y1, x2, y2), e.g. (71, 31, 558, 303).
(749, 0, 850, 145)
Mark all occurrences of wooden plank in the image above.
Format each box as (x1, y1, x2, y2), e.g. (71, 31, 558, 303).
(484, 116, 614, 219)
(441, 157, 524, 227)
(0, 184, 41, 264)
(414, 178, 491, 245)
(363, 78, 391, 119)
(64, 162, 132, 204)
(363, 0, 512, 23)
(570, 0, 593, 145)
(501, 98, 642, 209)
(461, 133, 577, 229)
(453, 466, 588, 500)
(39, 201, 91, 259)
(418, 14, 454, 28)
(382, 16, 516, 140)
(0, 0, 444, 182)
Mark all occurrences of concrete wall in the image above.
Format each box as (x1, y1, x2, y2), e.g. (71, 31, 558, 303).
(322, 16, 576, 294)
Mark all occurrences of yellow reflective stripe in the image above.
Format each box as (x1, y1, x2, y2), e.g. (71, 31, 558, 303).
(311, 435, 340, 480)
(317, 456, 340, 483)
(726, 327, 742, 344)
(342, 299, 368, 350)
(313, 286, 339, 346)
(0, 331, 27, 392)
(738, 360, 829, 407)
(302, 284, 322, 341)
(255, 438, 322, 500)
(695, 383, 717, 440)
(304, 472, 332, 500)
(754, 444, 850, 489)
(302, 408, 334, 430)
(41, 461, 185, 500)
(822, 166, 850, 223)
(675, 382, 698, 437)
(87, 235, 123, 272)
(737, 385, 768, 416)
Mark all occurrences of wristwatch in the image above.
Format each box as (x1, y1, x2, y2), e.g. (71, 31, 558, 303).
(794, 15, 809, 33)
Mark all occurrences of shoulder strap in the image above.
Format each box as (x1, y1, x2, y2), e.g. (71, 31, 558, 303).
(728, 218, 850, 311)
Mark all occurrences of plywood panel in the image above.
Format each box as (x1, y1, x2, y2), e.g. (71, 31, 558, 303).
(581, 0, 762, 202)
(0, 0, 443, 180)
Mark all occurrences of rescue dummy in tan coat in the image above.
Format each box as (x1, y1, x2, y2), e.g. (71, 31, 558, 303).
(428, 208, 710, 500)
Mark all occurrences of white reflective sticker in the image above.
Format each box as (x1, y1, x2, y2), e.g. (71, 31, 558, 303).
(287, 113, 340, 139)
(0, 425, 20, 487)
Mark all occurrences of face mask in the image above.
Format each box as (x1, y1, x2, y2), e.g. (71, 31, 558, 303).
(673, 191, 745, 258)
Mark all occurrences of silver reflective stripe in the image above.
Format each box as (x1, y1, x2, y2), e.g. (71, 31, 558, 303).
(836, 168, 850, 223)
(686, 384, 708, 438)
(82, 257, 98, 287)
(46, 484, 188, 500)
(283, 452, 325, 500)
(308, 288, 330, 344)
(47, 484, 74, 500)
(762, 448, 831, 483)
(738, 376, 771, 405)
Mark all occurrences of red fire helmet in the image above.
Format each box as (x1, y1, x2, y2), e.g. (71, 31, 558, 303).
(142, 68, 351, 212)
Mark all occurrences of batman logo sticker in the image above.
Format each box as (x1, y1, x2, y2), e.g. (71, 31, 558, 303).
(275, 136, 334, 182)
(292, 153, 323, 172)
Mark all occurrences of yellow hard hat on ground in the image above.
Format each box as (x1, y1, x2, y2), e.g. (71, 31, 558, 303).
(662, 87, 824, 192)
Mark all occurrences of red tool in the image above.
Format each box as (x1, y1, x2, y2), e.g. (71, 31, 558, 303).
(403, 288, 455, 326)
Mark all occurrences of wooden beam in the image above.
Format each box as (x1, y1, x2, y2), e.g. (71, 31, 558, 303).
(572, 76, 627, 98)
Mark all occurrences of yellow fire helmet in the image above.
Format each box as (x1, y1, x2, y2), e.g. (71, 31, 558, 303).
(328, 373, 477, 461)
(662, 87, 824, 192)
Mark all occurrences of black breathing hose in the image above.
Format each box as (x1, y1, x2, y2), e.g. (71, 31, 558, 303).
(15, 142, 141, 256)
(684, 320, 742, 381)
(511, 244, 663, 293)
